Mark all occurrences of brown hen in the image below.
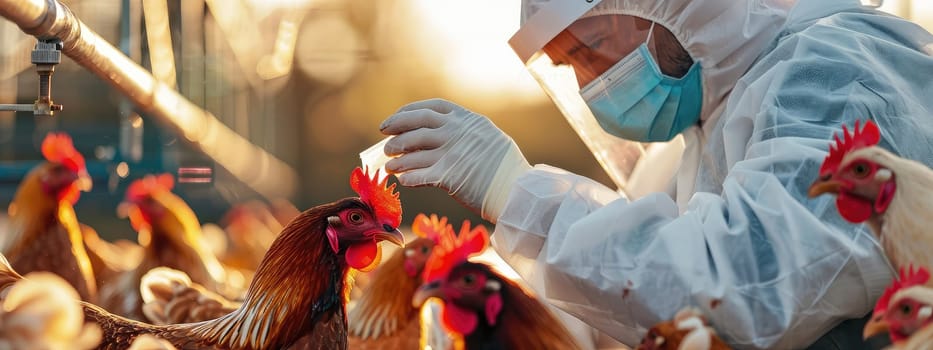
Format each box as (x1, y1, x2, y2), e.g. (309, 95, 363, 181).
(1, 133, 96, 302)
(413, 221, 582, 350)
(99, 174, 233, 320)
(83, 167, 403, 349)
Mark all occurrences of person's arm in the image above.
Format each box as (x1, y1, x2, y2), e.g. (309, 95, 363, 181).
(377, 53, 895, 347)
(492, 55, 898, 349)
(493, 139, 890, 349)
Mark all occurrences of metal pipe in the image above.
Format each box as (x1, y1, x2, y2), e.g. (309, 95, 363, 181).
(0, 0, 297, 198)
(0, 104, 33, 112)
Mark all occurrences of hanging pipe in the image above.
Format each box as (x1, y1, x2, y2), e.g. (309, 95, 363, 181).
(0, 0, 297, 198)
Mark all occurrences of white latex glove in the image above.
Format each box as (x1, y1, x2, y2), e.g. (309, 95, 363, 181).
(380, 99, 531, 223)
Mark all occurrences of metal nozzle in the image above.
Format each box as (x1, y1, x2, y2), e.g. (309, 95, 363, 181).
(31, 40, 63, 117)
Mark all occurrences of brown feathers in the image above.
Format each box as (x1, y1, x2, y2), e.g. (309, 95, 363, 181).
(140, 267, 237, 325)
(636, 307, 732, 350)
(484, 269, 584, 350)
(3, 193, 98, 302)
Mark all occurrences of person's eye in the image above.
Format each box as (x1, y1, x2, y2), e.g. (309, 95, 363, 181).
(566, 45, 582, 59)
(589, 37, 605, 50)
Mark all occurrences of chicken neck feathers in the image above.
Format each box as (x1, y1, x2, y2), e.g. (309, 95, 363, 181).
(466, 269, 582, 350)
(852, 147, 933, 274)
(349, 242, 420, 340)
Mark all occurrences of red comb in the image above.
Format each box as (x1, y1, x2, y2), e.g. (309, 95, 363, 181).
(41, 133, 86, 173)
(126, 174, 175, 202)
(422, 220, 489, 283)
(820, 120, 881, 176)
(874, 264, 930, 313)
(350, 166, 402, 228)
(412, 213, 453, 245)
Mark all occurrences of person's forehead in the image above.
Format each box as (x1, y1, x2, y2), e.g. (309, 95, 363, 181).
(543, 15, 651, 55)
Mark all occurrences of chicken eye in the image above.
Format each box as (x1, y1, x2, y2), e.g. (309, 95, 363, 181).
(421, 246, 430, 254)
(901, 304, 913, 315)
(348, 211, 363, 224)
(852, 163, 870, 178)
(463, 273, 476, 286)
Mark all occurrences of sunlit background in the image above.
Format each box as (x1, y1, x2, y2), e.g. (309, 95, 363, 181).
(0, 0, 930, 237)
(0, 0, 610, 237)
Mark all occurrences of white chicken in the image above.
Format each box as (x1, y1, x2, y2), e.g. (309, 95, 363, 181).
(808, 120, 933, 272)
(0, 254, 101, 349)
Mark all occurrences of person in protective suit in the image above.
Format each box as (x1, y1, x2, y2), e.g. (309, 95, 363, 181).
(378, 0, 933, 348)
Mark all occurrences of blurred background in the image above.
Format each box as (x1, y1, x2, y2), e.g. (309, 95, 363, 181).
(0, 0, 613, 238)
(0, 0, 929, 239)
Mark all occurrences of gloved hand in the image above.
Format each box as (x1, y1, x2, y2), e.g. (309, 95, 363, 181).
(380, 99, 531, 223)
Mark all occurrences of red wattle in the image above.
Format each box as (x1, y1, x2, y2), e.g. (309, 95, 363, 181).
(59, 184, 81, 205)
(442, 302, 478, 336)
(891, 329, 909, 343)
(836, 193, 872, 223)
(346, 240, 379, 271)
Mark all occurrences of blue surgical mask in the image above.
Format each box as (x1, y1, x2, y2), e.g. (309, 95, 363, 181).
(580, 40, 702, 142)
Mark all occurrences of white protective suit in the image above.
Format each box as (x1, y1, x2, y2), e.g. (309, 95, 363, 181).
(491, 0, 933, 348)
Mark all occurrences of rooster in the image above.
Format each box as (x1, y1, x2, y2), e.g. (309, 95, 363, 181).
(808, 120, 933, 271)
(137, 213, 443, 331)
(636, 307, 731, 350)
(141, 213, 455, 349)
(0, 256, 102, 350)
(98, 173, 234, 320)
(1, 132, 97, 302)
(863, 265, 933, 348)
(413, 221, 582, 350)
(77, 166, 404, 349)
(348, 213, 456, 349)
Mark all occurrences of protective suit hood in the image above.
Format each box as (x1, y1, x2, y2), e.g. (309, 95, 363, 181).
(516, 0, 845, 121)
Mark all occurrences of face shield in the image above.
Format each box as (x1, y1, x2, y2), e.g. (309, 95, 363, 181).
(510, 2, 657, 194)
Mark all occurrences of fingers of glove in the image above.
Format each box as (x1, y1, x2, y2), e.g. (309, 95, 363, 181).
(395, 167, 445, 189)
(380, 108, 448, 135)
(394, 98, 461, 114)
(384, 127, 449, 156)
(385, 149, 445, 174)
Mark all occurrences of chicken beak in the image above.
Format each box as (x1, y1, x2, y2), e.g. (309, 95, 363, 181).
(375, 227, 405, 248)
(808, 179, 842, 198)
(863, 314, 888, 340)
(76, 170, 93, 192)
(413, 280, 443, 308)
